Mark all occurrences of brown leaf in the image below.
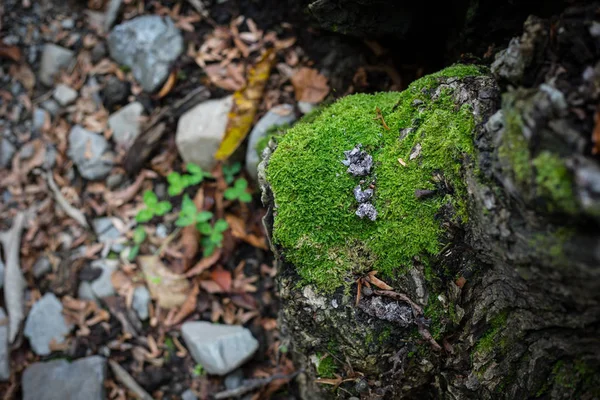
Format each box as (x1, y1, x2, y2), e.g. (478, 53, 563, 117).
(11, 64, 35, 92)
(185, 248, 221, 277)
(0, 45, 22, 62)
(139, 256, 190, 309)
(291, 67, 330, 103)
(156, 71, 176, 99)
(593, 107, 600, 155)
(455, 276, 466, 288)
(211, 266, 232, 292)
(166, 283, 199, 326)
(225, 214, 268, 249)
(367, 271, 393, 290)
(199, 280, 224, 294)
(315, 374, 343, 387)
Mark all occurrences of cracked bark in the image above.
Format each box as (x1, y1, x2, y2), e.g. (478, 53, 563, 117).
(259, 4, 600, 399)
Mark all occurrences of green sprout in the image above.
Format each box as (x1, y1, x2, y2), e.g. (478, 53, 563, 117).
(199, 219, 229, 257)
(222, 162, 242, 185)
(136, 191, 172, 222)
(128, 226, 147, 261)
(176, 194, 214, 227)
(224, 178, 252, 203)
(193, 364, 206, 377)
(167, 163, 212, 196)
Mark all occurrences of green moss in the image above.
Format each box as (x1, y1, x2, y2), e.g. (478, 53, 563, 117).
(498, 99, 532, 184)
(475, 311, 508, 354)
(533, 151, 577, 213)
(267, 65, 486, 291)
(529, 227, 573, 266)
(315, 353, 337, 378)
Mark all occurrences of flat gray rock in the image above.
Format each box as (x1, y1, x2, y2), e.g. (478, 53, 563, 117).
(78, 259, 118, 301)
(245, 104, 296, 181)
(181, 321, 259, 376)
(93, 217, 124, 252)
(22, 356, 107, 400)
(68, 125, 114, 180)
(39, 44, 74, 86)
(0, 308, 9, 381)
(24, 293, 72, 356)
(108, 101, 144, 149)
(53, 84, 78, 106)
(182, 389, 198, 400)
(132, 286, 150, 320)
(108, 16, 183, 92)
(33, 107, 48, 133)
(176, 96, 233, 171)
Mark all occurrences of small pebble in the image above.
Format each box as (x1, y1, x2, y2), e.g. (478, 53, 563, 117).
(356, 203, 377, 221)
(353, 185, 373, 203)
(415, 189, 436, 199)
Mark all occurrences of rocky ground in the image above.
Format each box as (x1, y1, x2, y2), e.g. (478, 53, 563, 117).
(0, 0, 423, 398)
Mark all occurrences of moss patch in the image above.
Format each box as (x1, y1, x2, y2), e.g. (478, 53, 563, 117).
(475, 311, 508, 355)
(315, 353, 337, 378)
(532, 151, 577, 213)
(267, 64, 486, 291)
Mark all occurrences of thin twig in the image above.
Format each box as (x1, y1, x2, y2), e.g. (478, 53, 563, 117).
(109, 360, 153, 400)
(45, 170, 89, 229)
(213, 371, 302, 399)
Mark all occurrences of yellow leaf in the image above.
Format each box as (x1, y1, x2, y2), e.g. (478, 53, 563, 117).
(214, 50, 275, 161)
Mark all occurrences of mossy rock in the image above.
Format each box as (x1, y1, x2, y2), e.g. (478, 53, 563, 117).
(265, 64, 490, 292)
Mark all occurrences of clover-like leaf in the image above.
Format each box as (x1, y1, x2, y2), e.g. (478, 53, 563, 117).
(128, 244, 140, 261)
(167, 172, 186, 196)
(136, 209, 154, 223)
(197, 211, 213, 223)
(155, 201, 172, 216)
(222, 162, 242, 184)
(197, 222, 212, 235)
(143, 190, 158, 207)
(213, 219, 229, 233)
(239, 192, 252, 203)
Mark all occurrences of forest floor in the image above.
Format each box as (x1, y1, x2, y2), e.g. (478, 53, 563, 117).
(0, 0, 434, 398)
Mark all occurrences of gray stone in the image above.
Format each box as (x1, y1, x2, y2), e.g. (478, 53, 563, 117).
(245, 104, 296, 180)
(104, 0, 123, 32)
(24, 293, 72, 356)
(108, 101, 144, 149)
(0, 138, 15, 168)
(224, 369, 244, 390)
(44, 144, 57, 169)
(93, 217, 124, 252)
(342, 145, 372, 176)
(61, 19, 75, 29)
(39, 44, 74, 86)
(298, 101, 317, 114)
(132, 286, 150, 320)
(68, 125, 114, 180)
(155, 224, 168, 238)
(181, 321, 259, 375)
(0, 308, 9, 381)
(101, 76, 130, 111)
(91, 42, 107, 64)
(176, 96, 233, 171)
(353, 185, 373, 203)
(53, 84, 78, 106)
(20, 142, 36, 160)
(32, 256, 52, 278)
(41, 99, 60, 116)
(22, 356, 107, 400)
(78, 259, 118, 300)
(33, 107, 48, 133)
(106, 173, 124, 189)
(108, 16, 183, 92)
(181, 389, 198, 400)
(356, 203, 377, 221)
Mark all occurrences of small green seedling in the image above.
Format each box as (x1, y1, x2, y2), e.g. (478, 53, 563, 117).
(176, 194, 214, 227)
(193, 364, 206, 377)
(222, 162, 242, 185)
(167, 164, 212, 196)
(224, 178, 252, 203)
(200, 219, 229, 257)
(136, 191, 172, 222)
(128, 226, 147, 260)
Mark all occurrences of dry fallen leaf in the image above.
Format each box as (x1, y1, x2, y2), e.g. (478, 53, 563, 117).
(185, 248, 221, 277)
(0, 44, 22, 62)
(156, 71, 177, 99)
(139, 256, 190, 309)
(291, 67, 330, 103)
(211, 266, 232, 292)
(214, 49, 276, 161)
(367, 271, 393, 290)
(166, 283, 199, 326)
(225, 214, 268, 249)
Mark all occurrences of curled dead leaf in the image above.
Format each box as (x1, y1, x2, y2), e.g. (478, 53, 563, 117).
(139, 256, 190, 309)
(156, 71, 177, 99)
(291, 67, 330, 103)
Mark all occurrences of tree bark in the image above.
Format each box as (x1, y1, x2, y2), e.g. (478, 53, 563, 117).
(260, 4, 600, 399)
